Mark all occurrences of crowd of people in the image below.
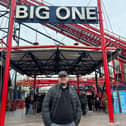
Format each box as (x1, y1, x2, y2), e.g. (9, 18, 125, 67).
(79, 91, 113, 114)
(24, 90, 108, 116)
(79, 91, 103, 115)
(25, 93, 45, 115)
(24, 88, 109, 116)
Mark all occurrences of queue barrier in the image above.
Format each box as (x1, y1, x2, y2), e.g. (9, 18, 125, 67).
(7, 99, 25, 111)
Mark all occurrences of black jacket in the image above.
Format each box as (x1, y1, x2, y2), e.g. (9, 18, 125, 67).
(79, 94, 87, 105)
(42, 84, 81, 126)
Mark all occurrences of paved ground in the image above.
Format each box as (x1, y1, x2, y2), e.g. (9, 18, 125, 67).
(5, 109, 126, 126)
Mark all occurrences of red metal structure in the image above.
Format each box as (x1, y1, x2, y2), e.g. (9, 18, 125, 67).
(16, 78, 125, 87)
(120, 62, 125, 82)
(33, 75, 37, 96)
(97, 0, 114, 122)
(0, 0, 126, 125)
(0, 0, 16, 125)
(112, 60, 116, 80)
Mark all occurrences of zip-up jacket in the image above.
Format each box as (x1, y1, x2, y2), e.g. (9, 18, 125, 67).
(42, 84, 81, 126)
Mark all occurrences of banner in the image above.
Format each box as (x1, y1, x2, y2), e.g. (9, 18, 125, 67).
(15, 6, 98, 24)
(119, 91, 126, 113)
(113, 91, 120, 113)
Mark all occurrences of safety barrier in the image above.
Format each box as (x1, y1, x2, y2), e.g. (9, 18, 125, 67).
(7, 100, 25, 111)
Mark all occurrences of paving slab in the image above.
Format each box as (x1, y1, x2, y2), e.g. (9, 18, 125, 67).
(5, 109, 126, 126)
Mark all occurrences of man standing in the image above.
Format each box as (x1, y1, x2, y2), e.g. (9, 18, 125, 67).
(95, 94, 100, 111)
(25, 95, 30, 115)
(79, 91, 87, 115)
(42, 71, 81, 126)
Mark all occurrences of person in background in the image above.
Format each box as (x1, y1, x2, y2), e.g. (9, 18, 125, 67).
(29, 95, 34, 114)
(95, 94, 100, 111)
(102, 93, 108, 113)
(42, 71, 81, 126)
(87, 95, 93, 111)
(25, 95, 30, 115)
(79, 91, 87, 115)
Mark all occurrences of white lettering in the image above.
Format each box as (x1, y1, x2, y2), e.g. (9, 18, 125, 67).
(29, 6, 34, 19)
(56, 7, 70, 20)
(72, 7, 85, 20)
(36, 6, 49, 19)
(86, 7, 97, 20)
(16, 6, 28, 19)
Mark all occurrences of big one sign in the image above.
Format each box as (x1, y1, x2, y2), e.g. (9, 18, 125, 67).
(15, 6, 98, 24)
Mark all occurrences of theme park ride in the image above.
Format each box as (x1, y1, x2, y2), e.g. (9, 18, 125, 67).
(0, 0, 126, 126)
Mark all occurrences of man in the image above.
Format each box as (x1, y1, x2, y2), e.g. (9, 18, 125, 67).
(95, 94, 100, 111)
(42, 71, 81, 126)
(79, 91, 87, 115)
(25, 95, 30, 115)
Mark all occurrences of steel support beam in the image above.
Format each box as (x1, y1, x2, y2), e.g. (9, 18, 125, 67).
(51, 24, 97, 46)
(83, 24, 126, 48)
(0, 45, 116, 51)
(0, 11, 9, 18)
(0, 28, 33, 45)
(70, 52, 87, 72)
(112, 60, 116, 80)
(28, 52, 43, 74)
(95, 71, 98, 94)
(97, 0, 114, 122)
(120, 61, 125, 82)
(0, 0, 16, 125)
(22, 23, 64, 45)
(2, 53, 29, 76)
(34, 75, 36, 91)
(13, 72, 17, 100)
(43, 24, 92, 46)
(77, 75, 80, 96)
(54, 46, 60, 73)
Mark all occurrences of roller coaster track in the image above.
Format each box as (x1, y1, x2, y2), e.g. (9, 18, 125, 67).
(0, 0, 126, 62)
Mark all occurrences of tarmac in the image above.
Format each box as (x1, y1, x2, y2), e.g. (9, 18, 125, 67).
(5, 109, 126, 126)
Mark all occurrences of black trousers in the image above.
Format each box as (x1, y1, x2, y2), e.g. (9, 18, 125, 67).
(81, 104, 86, 115)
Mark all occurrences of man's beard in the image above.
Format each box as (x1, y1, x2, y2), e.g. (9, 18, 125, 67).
(61, 83, 66, 86)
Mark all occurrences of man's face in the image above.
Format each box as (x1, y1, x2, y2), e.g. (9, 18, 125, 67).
(58, 76, 69, 85)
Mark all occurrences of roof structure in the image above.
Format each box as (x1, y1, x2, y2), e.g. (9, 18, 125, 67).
(0, 45, 119, 76)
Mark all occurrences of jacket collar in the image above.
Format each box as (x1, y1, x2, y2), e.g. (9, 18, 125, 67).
(57, 83, 69, 89)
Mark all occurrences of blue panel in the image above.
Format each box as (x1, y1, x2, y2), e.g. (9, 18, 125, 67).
(15, 6, 98, 24)
(119, 91, 126, 113)
(113, 91, 120, 113)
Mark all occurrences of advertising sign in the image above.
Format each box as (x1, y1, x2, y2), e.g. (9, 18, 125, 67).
(119, 91, 126, 113)
(15, 6, 98, 24)
(113, 91, 120, 113)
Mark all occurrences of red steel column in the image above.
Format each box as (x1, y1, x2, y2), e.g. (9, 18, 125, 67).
(97, 0, 114, 122)
(34, 75, 36, 91)
(112, 60, 116, 80)
(77, 75, 80, 96)
(0, 0, 16, 125)
(120, 61, 125, 82)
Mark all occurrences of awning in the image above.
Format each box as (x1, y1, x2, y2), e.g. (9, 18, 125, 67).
(0, 45, 119, 76)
